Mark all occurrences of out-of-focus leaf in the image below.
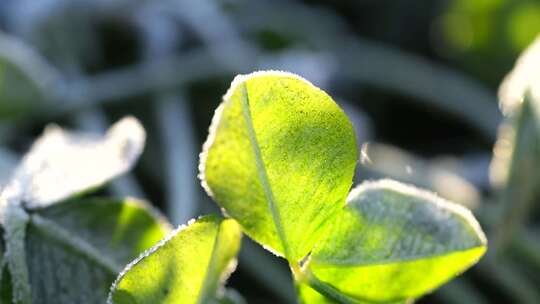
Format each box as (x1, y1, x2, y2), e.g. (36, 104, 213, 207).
(7, 116, 145, 209)
(108, 215, 242, 304)
(498, 35, 540, 116)
(492, 93, 540, 250)
(0, 33, 59, 119)
(491, 36, 540, 250)
(24, 197, 171, 304)
(200, 71, 357, 261)
(1, 264, 13, 304)
(305, 180, 486, 303)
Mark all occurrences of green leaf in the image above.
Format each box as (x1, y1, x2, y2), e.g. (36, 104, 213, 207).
(0, 196, 170, 304)
(8, 117, 145, 209)
(304, 179, 486, 303)
(109, 215, 242, 304)
(32, 197, 172, 266)
(1, 265, 13, 304)
(297, 283, 411, 304)
(25, 197, 170, 304)
(200, 71, 357, 261)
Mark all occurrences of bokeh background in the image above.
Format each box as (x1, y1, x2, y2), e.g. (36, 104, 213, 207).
(0, 0, 539, 303)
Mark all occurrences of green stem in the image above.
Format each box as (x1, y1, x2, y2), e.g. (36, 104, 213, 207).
(292, 264, 358, 304)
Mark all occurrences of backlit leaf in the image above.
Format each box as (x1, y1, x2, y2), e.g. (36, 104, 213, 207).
(305, 179, 486, 303)
(200, 71, 357, 261)
(109, 215, 242, 304)
(297, 284, 411, 304)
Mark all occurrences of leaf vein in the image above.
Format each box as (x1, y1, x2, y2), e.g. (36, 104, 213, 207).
(239, 83, 290, 259)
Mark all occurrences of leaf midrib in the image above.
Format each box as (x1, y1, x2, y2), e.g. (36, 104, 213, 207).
(239, 83, 290, 259)
(196, 220, 223, 304)
(30, 214, 121, 274)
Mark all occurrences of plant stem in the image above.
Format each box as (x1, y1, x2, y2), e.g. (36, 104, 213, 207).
(292, 263, 358, 304)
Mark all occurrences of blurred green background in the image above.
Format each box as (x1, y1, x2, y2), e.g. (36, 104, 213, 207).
(0, 0, 539, 303)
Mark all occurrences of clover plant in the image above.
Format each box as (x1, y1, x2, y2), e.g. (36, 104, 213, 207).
(110, 71, 486, 304)
(0, 71, 486, 304)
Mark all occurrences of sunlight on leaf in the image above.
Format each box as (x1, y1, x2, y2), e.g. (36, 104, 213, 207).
(7, 116, 145, 209)
(108, 215, 242, 304)
(305, 179, 486, 303)
(200, 71, 357, 261)
(297, 283, 410, 304)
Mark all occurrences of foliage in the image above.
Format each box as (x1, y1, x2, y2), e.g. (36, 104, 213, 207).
(0, 1, 539, 303)
(0, 118, 170, 303)
(0, 71, 488, 304)
(109, 215, 241, 304)
(196, 71, 486, 303)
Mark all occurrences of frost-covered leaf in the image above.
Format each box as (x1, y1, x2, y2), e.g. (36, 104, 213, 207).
(109, 215, 242, 304)
(305, 180, 486, 303)
(8, 117, 145, 209)
(200, 71, 357, 261)
(1, 199, 31, 304)
(0, 196, 170, 304)
(25, 197, 170, 304)
(33, 197, 171, 265)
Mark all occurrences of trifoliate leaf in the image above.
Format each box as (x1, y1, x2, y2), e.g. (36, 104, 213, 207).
(305, 179, 486, 303)
(200, 71, 357, 261)
(109, 215, 242, 304)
